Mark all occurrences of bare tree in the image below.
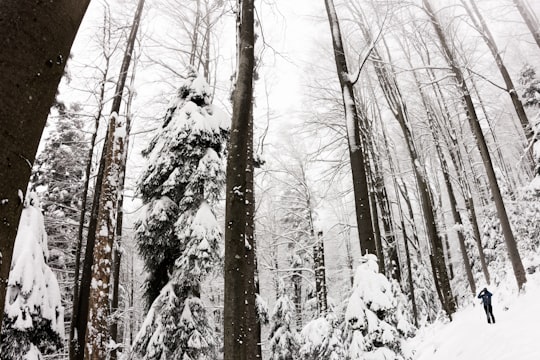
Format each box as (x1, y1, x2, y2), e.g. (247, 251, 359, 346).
(324, 0, 376, 258)
(512, 0, 540, 49)
(423, 0, 527, 290)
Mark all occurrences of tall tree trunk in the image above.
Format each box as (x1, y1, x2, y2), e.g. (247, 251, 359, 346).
(462, 0, 535, 170)
(323, 0, 376, 257)
(512, 0, 540, 49)
(70, 15, 113, 357)
(314, 231, 328, 316)
(369, 173, 385, 276)
(0, 0, 90, 331)
(110, 59, 136, 360)
(244, 110, 262, 358)
(223, 0, 256, 359)
(84, 114, 126, 360)
(83, 1, 144, 358)
(423, 0, 527, 290)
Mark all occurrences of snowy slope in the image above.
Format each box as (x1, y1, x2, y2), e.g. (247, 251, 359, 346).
(408, 276, 540, 360)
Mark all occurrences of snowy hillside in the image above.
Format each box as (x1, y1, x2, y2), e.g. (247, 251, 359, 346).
(408, 274, 540, 360)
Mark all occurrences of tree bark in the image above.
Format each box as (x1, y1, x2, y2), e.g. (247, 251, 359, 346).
(0, 0, 90, 332)
(83, 1, 144, 358)
(323, 0, 376, 257)
(423, 0, 527, 290)
(314, 231, 328, 316)
(223, 0, 256, 359)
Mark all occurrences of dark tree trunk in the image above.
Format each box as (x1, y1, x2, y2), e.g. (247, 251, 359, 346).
(314, 231, 328, 316)
(423, 0, 527, 290)
(244, 110, 262, 358)
(0, 0, 90, 332)
(223, 0, 256, 359)
(324, 0, 376, 257)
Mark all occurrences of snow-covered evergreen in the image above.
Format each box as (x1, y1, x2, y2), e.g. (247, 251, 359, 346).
(300, 311, 346, 360)
(133, 69, 229, 359)
(1, 194, 64, 359)
(268, 282, 300, 360)
(345, 254, 414, 360)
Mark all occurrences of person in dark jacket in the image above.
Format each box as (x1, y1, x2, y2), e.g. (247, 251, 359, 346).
(478, 288, 495, 323)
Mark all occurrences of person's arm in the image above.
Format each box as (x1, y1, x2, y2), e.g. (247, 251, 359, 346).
(478, 290, 484, 298)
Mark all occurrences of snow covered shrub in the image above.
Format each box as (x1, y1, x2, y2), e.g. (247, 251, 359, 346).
(133, 68, 229, 359)
(269, 282, 301, 360)
(300, 311, 346, 360)
(344, 254, 414, 360)
(1, 194, 64, 359)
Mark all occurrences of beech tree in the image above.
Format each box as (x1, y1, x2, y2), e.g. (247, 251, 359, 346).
(223, 0, 258, 359)
(422, 0, 527, 290)
(323, 0, 376, 258)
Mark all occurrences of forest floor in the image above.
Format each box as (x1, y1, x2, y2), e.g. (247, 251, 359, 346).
(407, 272, 540, 360)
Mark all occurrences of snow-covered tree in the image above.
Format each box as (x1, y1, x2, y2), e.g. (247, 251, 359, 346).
(133, 68, 228, 359)
(519, 64, 540, 184)
(269, 282, 300, 360)
(31, 104, 88, 327)
(1, 194, 64, 360)
(300, 311, 346, 360)
(345, 254, 414, 360)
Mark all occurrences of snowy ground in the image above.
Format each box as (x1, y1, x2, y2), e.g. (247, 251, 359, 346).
(407, 275, 540, 360)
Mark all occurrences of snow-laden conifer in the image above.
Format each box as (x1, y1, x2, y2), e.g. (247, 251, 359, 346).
(1, 194, 64, 359)
(300, 311, 346, 360)
(269, 282, 300, 360)
(133, 69, 228, 359)
(345, 254, 414, 360)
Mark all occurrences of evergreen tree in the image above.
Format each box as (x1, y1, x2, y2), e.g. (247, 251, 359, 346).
(345, 254, 414, 360)
(269, 282, 300, 360)
(1, 194, 64, 359)
(31, 104, 88, 326)
(300, 311, 346, 360)
(519, 64, 540, 182)
(133, 69, 229, 359)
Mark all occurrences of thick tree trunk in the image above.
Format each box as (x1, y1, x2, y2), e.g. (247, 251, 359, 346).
(423, 0, 527, 290)
(223, 0, 256, 359)
(243, 111, 262, 358)
(0, 0, 90, 332)
(84, 114, 126, 360)
(324, 0, 376, 257)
